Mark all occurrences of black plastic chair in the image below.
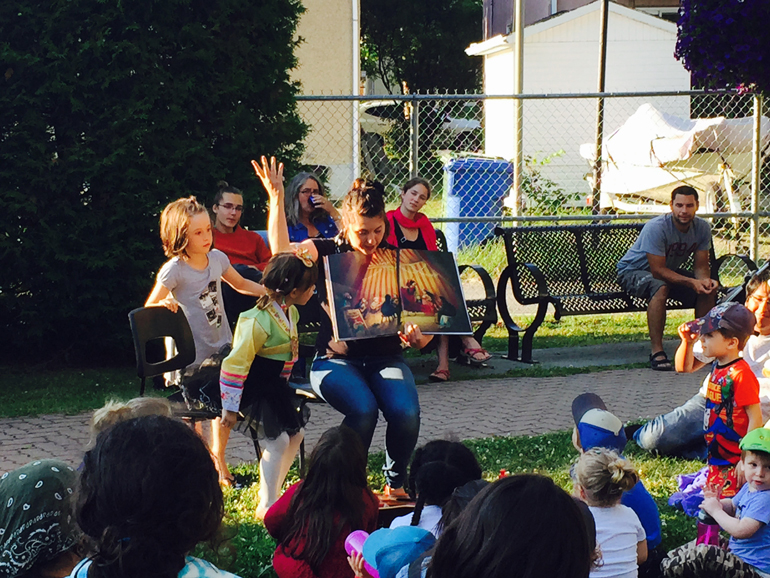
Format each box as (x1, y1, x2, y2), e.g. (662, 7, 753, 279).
(128, 306, 315, 476)
(129, 306, 197, 397)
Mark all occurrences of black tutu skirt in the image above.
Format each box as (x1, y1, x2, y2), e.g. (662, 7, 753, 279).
(181, 350, 309, 441)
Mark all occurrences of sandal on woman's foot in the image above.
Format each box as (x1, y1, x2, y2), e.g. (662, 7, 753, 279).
(650, 351, 673, 372)
(378, 485, 413, 506)
(457, 348, 492, 367)
(220, 474, 245, 490)
(429, 369, 450, 383)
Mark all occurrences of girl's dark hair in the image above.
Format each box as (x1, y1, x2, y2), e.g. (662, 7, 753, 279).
(213, 180, 243, 208)
(407, 440, 482, 532)
(438, 478, 489, 532)
(427, 475, 592, 578)
(341, 179, 388, 236)
(278, 426, 375, 574)
(746, 268, 770, 301)
(76, 416, 224, 578)
(402, 177, 432, 200)
(255, 252, 319, 309)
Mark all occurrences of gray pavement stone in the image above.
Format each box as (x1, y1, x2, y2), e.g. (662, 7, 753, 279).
(0, 365, 706, 474)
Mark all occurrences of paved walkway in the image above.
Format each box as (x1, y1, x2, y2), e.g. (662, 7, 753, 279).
(0, 342, 703, 473)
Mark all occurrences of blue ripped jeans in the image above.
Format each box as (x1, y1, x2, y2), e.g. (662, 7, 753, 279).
(310, 355, 420, 488)
(634, 393, 707, 461)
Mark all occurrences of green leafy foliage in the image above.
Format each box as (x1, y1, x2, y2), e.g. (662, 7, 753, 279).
(676, 0, 770, 94)
(361, 0, 483, 93)
(0, 0, 306, 362)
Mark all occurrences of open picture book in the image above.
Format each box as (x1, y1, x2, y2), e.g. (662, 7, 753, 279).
(324, 248, 473, 341)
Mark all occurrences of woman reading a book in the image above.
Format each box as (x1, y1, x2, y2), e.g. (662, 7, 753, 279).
(254, 156, 430, 501)
(386, 178, 492, 383)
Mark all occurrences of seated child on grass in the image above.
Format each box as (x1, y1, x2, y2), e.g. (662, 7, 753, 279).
(427, 474, 594, 578)
(575, 448, 647, 578)
(263, 426, 379, 578)
(71, 415, 240, 578)
(389, 439, 483, 538)
(678, 302, 762, 497)
(661, 427, 770, 578)
(571, 393, 663, 568)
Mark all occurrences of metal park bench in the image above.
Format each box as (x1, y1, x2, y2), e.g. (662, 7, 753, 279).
(494, 223, 757, 364)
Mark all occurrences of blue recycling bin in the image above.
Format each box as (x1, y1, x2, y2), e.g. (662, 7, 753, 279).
(443, 157, 513, 253)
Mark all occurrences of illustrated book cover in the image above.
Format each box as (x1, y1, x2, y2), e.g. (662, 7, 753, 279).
(324, 248, 472, 341)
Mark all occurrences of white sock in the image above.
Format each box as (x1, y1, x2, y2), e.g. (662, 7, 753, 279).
(258, 432, 298, 512)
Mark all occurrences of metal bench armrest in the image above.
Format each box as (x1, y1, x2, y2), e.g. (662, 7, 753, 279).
(458, 263, 496, 304)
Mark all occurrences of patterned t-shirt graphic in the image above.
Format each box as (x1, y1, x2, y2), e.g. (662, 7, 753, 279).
(199, 281, 222, 328)
(705, 359, 759, 467)
(704, 358, 760, 496)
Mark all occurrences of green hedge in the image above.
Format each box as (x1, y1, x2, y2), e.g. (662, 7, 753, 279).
(0, 0, 306, 362)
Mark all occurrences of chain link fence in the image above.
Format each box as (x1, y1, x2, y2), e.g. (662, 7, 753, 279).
(296, 91, 769, 287)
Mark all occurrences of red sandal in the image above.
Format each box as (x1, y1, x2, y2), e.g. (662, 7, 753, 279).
(457, 348, 492, 367)
(429, 369, 451, 383)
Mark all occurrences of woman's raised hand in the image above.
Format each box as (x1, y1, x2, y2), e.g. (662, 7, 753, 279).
(251, 156, 285, 200)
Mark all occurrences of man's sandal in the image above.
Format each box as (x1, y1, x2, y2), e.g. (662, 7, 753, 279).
(429, 369, 451, 383)
(649, 351, 673, 372)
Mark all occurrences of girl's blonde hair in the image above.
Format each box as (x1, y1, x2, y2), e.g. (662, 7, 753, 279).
(255, 252, 318, 310)
(90, 397, 173, 438)
(160, 196, 208, 258)
(575, 447, 638, 507)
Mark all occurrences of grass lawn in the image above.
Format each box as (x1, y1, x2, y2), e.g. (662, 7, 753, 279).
(203, 430, 702, 578)
(0, 366, 150, 419)
(480, 309, 693, 351)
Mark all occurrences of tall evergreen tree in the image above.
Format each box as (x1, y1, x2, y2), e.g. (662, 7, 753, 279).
(361, 0, 483, 94)
(0, 0, 306, 361)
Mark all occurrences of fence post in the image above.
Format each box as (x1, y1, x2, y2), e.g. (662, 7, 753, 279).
(751, 92, 763, 261)
(511, 0, 525, 217)
(409, 98, 420, 179)
(591, 0, 609, 215)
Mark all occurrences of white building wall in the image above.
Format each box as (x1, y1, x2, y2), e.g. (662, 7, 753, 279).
(480, 4, 691, 198)
(293, 0, 357, 197)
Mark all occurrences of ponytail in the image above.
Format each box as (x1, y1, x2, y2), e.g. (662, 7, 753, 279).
(256, 252, 318, 310)
(575, 448, 638, 507)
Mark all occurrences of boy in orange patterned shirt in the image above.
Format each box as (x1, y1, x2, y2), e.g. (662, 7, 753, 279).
(681, 302, 762, 497)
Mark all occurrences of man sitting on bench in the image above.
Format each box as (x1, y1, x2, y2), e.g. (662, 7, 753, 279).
(616, 185, 717, 371)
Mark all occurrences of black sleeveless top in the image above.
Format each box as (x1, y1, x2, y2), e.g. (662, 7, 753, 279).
(392, 219, 428, 250)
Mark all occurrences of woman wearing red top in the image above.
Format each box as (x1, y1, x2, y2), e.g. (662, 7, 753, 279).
(386, 178, 492, 382)
(264, 426, 379, 578)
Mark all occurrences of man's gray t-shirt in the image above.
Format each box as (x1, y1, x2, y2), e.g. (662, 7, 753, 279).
(158, 249, 233, 368)
(617, 214, 711, 274)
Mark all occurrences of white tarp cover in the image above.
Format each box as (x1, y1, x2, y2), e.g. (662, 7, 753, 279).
(580, 104, 770, 211)
(580, 103, 770, 167)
